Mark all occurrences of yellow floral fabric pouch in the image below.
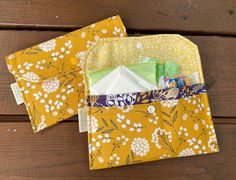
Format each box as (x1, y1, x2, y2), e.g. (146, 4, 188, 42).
(83, 35, 219, 170)
(6, 15, 127, 132)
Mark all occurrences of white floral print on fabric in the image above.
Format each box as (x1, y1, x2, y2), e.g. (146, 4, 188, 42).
(88, 116, 99, 134)
(206, 125, 218, 152)
(81, 32, 86, 38)
(42, 78, 60, 94)
(151, 127, 173, 150)
(131, 137, 150, 157)
(116, 135, 129, 145)
(149, 116, 158, 124)
(160, 154, 171, 159)
(101, 29, 108, 34)
(89, 144, 96, 154)
(112, 26, 124, 37)
(105, 93, 137, 107)
(67, 108, 74, 114)
(208, 135, 218, 152)
(50, 40, 73, 61)
(36, 115, 47, 132)
(116, 113, 144, 132)
(39, 39, 56, 52)
(179, 148, 195, 157)
(33, 91, 49, 104)
(102, 133, 111, 143)
(35, 60, 46, 69)
(178, 126, 189, 137)
(161, 99, 178, 108)
(89, 136, 102, 154)
(17, 62, 33, 72)
(44, 99, 55, 112)
(116, 113, 125, 123)
(98, 156, 104, 164)
(86, 40, 95, 48)
(22, 72, 40, 82)
(151, 128, 162, 149)
(54, 99, 63, 110)
(76, 51, 85, 61)
(207, 107, 211, 116)
(109, 154, 120, 165)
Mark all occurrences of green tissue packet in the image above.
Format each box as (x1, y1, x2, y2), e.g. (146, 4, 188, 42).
(164, 60, 180, 77)
(140, 56, 180, 80)
(156, 63, 165, 82)
(87, 68, 112, 87)
(87, 59, 157, 87)
(140, 56, 162, 82)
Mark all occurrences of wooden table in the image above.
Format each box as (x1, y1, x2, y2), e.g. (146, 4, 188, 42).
(0, 1, 235, 179)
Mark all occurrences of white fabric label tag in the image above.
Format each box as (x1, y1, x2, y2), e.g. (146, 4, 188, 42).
(10, 83, 24, 105)
(78, 108, 88, 133)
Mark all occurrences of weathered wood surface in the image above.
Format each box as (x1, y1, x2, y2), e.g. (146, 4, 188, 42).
(0, 0, 235, 179)
(0, 0, 236, 35)
(0, 122, 235, 180)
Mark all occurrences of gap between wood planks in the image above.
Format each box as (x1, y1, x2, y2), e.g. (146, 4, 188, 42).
(0, 116, 235, 125)
(0, 0, 236, 36)
(1, 26, 236, 38)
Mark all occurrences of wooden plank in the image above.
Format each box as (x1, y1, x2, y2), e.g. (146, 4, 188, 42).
(0, 30, 236, 117)
(0, 116, 234, 125)
(0, 0, 236, 35)
(0, 121, 234, 180)
(188, 36, 236, 118)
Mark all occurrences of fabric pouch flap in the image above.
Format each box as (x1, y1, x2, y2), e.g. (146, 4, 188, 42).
(83, 34, 204, 86)
(6, 15, 126, 84)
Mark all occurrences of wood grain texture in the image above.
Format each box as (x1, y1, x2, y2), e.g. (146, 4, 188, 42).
(0, 30, 236, 117)
(0, 1, 235, 179)
(0, 121, 234, 180)
(0, 0, 236, 35)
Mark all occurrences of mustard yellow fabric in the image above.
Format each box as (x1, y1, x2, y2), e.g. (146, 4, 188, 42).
(6, 15, 127, 132)
(88, 93, 219, 169)
(83, 35, 219, 170)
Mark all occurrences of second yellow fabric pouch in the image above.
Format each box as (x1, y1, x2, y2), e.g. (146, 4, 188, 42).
(6, 15, 127, 132)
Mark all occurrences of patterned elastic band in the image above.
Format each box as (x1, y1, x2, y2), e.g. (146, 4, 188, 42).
(87, 83, 206, 107)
